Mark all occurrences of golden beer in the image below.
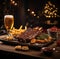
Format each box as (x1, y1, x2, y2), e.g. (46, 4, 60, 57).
(4, 15, 14, 31)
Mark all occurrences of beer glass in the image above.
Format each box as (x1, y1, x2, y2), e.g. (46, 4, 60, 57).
(4, 15, 14, 34)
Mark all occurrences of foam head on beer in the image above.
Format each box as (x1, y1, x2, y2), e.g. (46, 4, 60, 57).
(4, 15, 14, 18)
(4, 15, 14, 31)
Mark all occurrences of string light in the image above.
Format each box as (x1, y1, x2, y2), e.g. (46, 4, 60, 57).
(43, 1, 58, 18)
(37, 16, 39, 18)
(31, 11, 35, 14)
(10, 0, 18, 6)
(27, 9, 30, 11)
(14, 3, 17, 6)
(34, 14, 36, 16)
(10, 0, 13, 1)
(12, 1, 15, 4)
(27, 9, 40, 18)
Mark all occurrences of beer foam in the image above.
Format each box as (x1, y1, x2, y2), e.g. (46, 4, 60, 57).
(4, 15, 13, 18)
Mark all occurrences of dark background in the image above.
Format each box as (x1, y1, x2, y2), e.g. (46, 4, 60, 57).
(0, 0, 60, 29)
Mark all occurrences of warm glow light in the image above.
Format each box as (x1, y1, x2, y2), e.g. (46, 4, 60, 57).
(15, 3, 17, 6)
(37, 16, 39, 18)
(43, 1, 58, 18)
(27, 9, 30, 11)
(46, 20, 51, 25)
(12, 1, 15, 4)
(53, 5, 55, 7)
(34, 14, 36, 16)
(48, 16, 51, 18)
(11, 0, 13, 1)
(31, 11, 34, 14)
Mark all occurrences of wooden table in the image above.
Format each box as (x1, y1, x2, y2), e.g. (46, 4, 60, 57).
(0, 41, 57, 59)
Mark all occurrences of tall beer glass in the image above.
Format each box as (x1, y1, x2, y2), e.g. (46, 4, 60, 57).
(4, 15, 14, 34)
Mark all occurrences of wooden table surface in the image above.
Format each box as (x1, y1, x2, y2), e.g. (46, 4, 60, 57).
(0, 41, 57, 59)
(0, 35, 60, 59)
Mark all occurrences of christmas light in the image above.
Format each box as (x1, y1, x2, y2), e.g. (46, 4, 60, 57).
(43, 1, 58, 18)
(37, 16, 39, 18)
(31, 11, 34, 14)
(27, 9, 30, 11)
(34, 14, 36, 16)
(15, 3, 17, 6)
(12, 1, 15, 4)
